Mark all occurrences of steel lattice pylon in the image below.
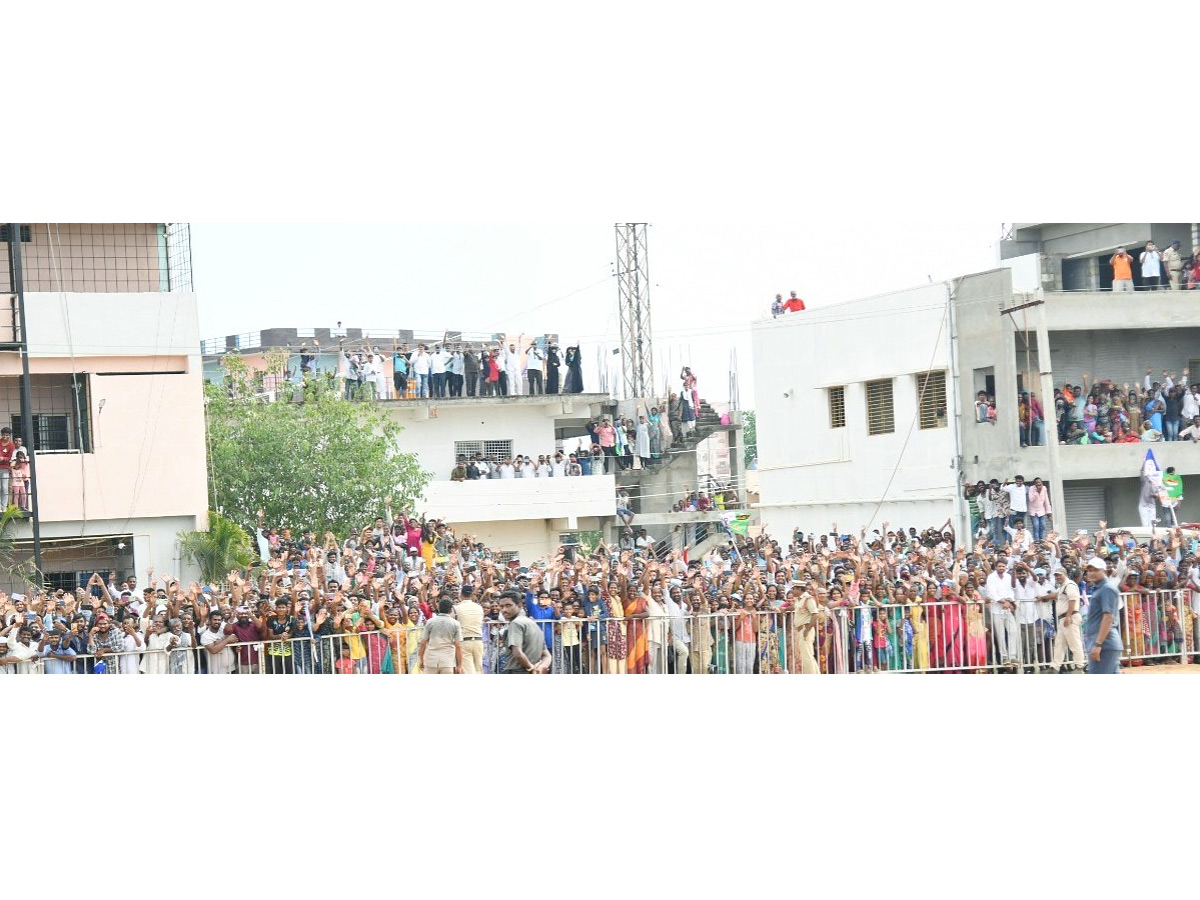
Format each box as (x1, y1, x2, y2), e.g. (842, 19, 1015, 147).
(615, 223, 653, 399)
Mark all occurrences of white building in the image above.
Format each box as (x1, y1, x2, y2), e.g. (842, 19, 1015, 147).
(387, 393, 616, 562)
(751, 282, 958, 540)
(753, 222, 1200, 541)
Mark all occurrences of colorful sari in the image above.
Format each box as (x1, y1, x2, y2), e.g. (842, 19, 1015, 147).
(910, 603, 930, 670)
(625, 596, 650, 674)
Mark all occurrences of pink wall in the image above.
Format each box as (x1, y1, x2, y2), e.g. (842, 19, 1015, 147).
(3, 355, 207, 526)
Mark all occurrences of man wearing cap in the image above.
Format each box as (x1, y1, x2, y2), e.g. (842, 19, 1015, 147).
(1163, 239, 1184, 290)
(453, 585, 485, 674)
(1083, 558, 1122, 673)
(1051, 568, 1086, 672)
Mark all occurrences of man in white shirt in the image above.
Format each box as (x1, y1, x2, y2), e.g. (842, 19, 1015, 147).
(1013, 564, 1045, 671)
(1181, 385, 1200, 422)
(1004, 520, 1033, 554)
(644, 587, 668, 674)
(526, 342, 545, 394)
(498, 458, 516, 479)
(501, 343, 523, 396)
(518, 456, 535, 478)
(1140, 241, 1163, 291)
(410, 346, 432, 398)
(549, 453, 566, 478)
(429, 345, 448, 398)
(1003, 476, 1028, 528)
(984, 559, 1020, 668)
(447, 349, 465, 397)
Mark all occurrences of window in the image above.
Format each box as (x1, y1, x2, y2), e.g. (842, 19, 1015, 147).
(454, 439, 513, 462)
(43, 571, 82, 593)
(494, 550, 520, 565)
(865, 379, 894, 435)
(828, 386, 846, 429)
(3, 373, 92, 452)
(0, 225, 32, 243)
(916, 371, 947, 429)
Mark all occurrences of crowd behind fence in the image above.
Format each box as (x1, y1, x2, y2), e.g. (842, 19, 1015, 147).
(13, 589, 1193, 674)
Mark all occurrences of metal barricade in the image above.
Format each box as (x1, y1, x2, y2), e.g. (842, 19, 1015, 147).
(1117, 589, 1188, 667)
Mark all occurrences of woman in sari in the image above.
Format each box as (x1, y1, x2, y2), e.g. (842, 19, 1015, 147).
(624, 588, 650, 674)
(756, 593, 783, 675)
(822, 586, 849, 674)
(380, 605, 406, 675)
(667, 393, 683, 446)
(939, 582, 966, 671)
(653, 403, 673, 452)
(403, 605, 423, 674)
(604, 588, 628, 675)
(910, 598, 930, 670)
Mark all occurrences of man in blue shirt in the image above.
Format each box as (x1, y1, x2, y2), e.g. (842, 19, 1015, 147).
(38, 624, 77, 674)
(526, 585, 557, 653)
(1082, 557, 1122, 674)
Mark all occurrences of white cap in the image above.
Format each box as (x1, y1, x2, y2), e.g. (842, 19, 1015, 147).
(1085, 557, 1108, 572)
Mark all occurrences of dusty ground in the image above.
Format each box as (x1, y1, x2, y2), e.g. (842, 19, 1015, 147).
(1121, 663, 1200, 674)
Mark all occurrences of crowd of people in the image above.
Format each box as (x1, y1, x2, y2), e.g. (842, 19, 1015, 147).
(1108, 241, 1200, 292)
(325, 337, 587, 401)
(4, 484, 1196, 674)
(978, 367, 1200, 448)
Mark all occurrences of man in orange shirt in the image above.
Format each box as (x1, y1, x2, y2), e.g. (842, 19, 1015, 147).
(1110, 247, 1134, 292)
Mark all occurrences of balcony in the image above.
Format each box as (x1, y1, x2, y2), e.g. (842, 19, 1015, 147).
(421, 473, 616, 523)
(1043, 291, 1200, 332)
(1019, 441, 1200, 481)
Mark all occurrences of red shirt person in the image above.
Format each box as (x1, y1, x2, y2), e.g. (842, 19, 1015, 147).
(781, 291, 806, 313)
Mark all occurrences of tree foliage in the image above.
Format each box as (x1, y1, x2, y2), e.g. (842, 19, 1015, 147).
(177, 512, 255, 584)
(742, 409, 757, 467)
(205, 354, 431, 537)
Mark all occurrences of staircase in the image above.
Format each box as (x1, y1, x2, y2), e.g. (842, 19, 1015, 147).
(615, 399, 727, 487)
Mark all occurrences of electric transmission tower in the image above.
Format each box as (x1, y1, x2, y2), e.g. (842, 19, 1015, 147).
(615, 223, 653, 399)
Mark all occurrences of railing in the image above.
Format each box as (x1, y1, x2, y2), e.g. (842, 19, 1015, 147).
(17, 590, 1195, 674)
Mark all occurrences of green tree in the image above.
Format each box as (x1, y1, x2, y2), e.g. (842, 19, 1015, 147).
(0, 506, 40, 591)
(177, 511, 255, 584)
(205, 354, 431, 537)
(742, 409, 757, 467)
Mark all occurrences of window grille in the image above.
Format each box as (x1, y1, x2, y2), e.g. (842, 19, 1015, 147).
(828, 386, 846, 429)
(865, 379, 894, 436)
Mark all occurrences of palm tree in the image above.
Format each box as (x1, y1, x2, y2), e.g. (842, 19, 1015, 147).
(177, 512, 255, 585)
(0, 505, 39, 591)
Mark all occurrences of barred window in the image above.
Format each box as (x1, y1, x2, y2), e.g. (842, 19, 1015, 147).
(828, 386, 846, 429)
(454, 439, 513, 462)
(3, 373, 92, 452)
(494, 550, 520, 564)
(916, 371, 947, 429)
(865, 379, 894, 436)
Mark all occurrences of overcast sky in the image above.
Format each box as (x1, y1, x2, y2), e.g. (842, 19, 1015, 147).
(190, 222, 1024, 407)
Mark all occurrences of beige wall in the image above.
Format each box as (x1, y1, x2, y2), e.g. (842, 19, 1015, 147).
(0, 224, 163, 293)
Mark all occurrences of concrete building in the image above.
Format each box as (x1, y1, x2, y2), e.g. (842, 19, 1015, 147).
(1, 224, 208, 591)
(752, 283, 958, 540)
(754, 222, 1200, 541)
(204, 328, 749, 560)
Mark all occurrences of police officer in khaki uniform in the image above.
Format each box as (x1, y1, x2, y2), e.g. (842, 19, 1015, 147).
(453, 584, 485, 674)
(418, 599, 463, 674)
(1163, 239, 1184, 290)
(792, 584, 820, 674)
